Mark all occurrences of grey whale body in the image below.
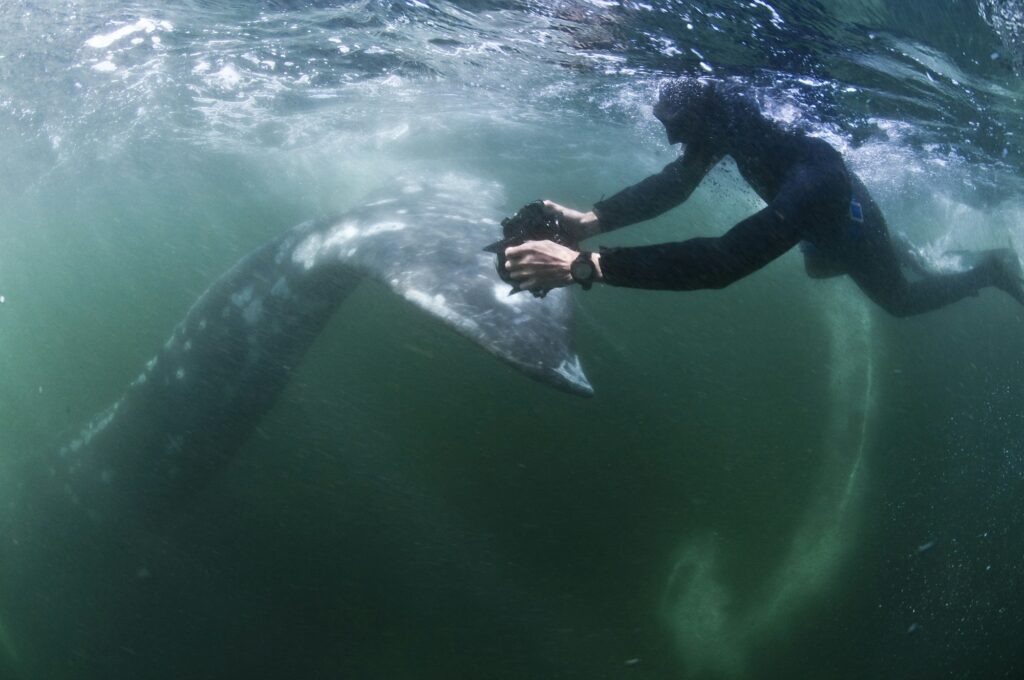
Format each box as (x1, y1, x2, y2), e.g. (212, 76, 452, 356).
(50, 174, 590, 523)
(0, 175, 592, 678)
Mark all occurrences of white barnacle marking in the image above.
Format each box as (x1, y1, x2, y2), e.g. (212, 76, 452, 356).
(292, 233, 324, 270)
(443, 213, 481, 223)
(198, 318, 207, 331)
(146, 356, 158, 371)
(270, 277, 291, 299)
(493, 283, 527, 307)
(183, 339, 192, 352)
(74, 401, 120, 450)
(176, 368, 185, 380)
(403, 289, 480, 334)
(231, 285, 254, 308)
(363, 221, 406, 236)
(242, 297, 263, 325)
(320, 221, 360, 253)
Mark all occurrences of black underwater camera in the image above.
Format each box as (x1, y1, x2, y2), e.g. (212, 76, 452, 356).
(484, 201, 576, 297)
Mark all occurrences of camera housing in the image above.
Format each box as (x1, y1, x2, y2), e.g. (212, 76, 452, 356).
(484, 201, 576, 296)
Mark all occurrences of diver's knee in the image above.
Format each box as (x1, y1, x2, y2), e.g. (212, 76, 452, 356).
(805, 262, 846, 279)
(879, 297, 914, 318)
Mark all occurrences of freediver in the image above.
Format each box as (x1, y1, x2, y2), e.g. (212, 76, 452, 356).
(504, 79, 1024, 316)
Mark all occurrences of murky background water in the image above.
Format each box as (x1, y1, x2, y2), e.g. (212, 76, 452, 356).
(1, 1, 1023, 678)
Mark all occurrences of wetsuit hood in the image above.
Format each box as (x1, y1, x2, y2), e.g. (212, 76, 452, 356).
(653, 79, 714, 144)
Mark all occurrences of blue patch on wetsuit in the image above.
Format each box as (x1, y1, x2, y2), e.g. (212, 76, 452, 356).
(849, 199, 864, 222)
(847, 199, 864, 239)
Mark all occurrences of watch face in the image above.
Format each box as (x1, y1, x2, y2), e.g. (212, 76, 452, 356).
(571, 256, 594, 284)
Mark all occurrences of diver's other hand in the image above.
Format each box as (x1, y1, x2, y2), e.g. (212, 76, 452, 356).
(542, 200, 601, 241)
(506, 239, 601, 293)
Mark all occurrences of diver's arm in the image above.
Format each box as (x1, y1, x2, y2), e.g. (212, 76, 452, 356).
(505, 202, 802, 294)
(596, 206, 798, 290)
(541, 201, 602, 242)
(595, 163, 823, 290)
(590, 142, 721, 232)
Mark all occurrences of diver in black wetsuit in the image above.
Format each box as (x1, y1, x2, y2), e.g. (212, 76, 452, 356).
(505, 79, 1024, 316)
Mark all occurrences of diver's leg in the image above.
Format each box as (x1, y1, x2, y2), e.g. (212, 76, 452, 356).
(835, 172, 1024, 315)
(980, 248, 1024, 305)
(848, 236, 1024, 316)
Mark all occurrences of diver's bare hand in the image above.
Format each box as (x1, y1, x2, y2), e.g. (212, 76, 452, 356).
(542, 200, 601, 241)
(505, 239, 602, 293)
(505, 240, 575, 292)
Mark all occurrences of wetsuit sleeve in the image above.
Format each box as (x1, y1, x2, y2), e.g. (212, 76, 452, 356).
(598, 164, 830, 290)
(593, 143, 719, 231)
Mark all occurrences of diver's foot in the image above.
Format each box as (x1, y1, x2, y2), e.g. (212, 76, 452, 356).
(985, 248, 1024, 306)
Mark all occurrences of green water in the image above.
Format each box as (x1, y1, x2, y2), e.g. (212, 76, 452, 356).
(2, 1, 1024, 678)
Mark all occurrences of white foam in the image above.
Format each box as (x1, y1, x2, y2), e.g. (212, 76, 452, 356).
(85, 18, 170, 49)
(211, 64, 242, 90)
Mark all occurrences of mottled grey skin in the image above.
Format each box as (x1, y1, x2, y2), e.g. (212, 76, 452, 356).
(0, 175, 592, 678)
(36, 174, 591, 524)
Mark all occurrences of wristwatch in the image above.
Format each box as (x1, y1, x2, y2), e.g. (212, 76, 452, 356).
(569, 251, 596, 290)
